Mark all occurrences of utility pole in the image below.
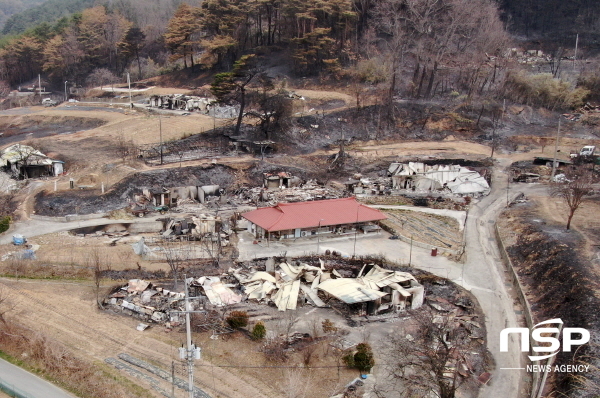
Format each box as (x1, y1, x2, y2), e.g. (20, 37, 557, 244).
(574, 33, 579, 69)
(316, 219, 324, 254)
(506, 170, 510, 207)
(159, 115, 164, 165)
(352, 203, 359, 258)
(171, 361, 176, 398)
(127, 72, 133, 108)
(178, 276, 201, 398)
(408, 235, 413, 266)
(551, 117, 561, 179)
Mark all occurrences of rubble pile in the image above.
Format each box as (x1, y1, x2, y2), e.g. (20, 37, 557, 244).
(343, 176, 392, 196)
(104, 279, 184, 325)
(103, 262, 425, 325)
(388, 162, 490, 197)
(234, 179, 343, 205)
(159, 215, 230, 245)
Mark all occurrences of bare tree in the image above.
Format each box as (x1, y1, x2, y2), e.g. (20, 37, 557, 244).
(200, 233, 221, 268)
(115, 132, 136, 163)
(86, 246, 106, 308)
(281, 368, 311, 398)
(381, 308, 476, 398)
(86, 68, 120, 90)
(551, 169, 594, 230)
(373, 0, 509, 99)
(161, 241, 193, 289)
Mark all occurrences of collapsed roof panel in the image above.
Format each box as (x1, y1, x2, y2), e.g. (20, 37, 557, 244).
(317, 278, 388, 304)
(389, 162, 490, 195)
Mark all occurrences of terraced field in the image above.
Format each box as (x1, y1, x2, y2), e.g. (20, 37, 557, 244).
(381, 209, 463, 251)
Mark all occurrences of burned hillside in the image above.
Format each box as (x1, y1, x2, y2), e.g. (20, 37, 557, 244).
(499, 208, 600, 398)
(34, 164, 237, 216)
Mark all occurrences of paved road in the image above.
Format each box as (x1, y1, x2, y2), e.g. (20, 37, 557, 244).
(0, 358, 76, 398)
(0, 216, 162, 245)
(463, 167, 526, 398)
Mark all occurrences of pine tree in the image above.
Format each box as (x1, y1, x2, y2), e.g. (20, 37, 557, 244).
(164, 3, 201, 69)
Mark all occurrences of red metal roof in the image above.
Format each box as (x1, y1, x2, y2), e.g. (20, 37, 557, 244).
(241, 197, 386, 232)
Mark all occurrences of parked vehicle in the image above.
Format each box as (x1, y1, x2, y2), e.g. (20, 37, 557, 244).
(130, 205, 169, 217)
(42, 98, 57, 107)
(571, 145, 596, 158)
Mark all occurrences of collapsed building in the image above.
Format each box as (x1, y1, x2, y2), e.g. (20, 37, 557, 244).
(0, 144, 64, 178)
(263, 172, 303, 189)
(241, 197, 386, 240)
(238, 178, 342, 205)
(149, 95, 212, 112)
(148, 94, 239, 118)
(137, 185, 223, 207)
(235, 262, 424, 314)
(103, 262, 424, 324)
(388, 162, 490, 196)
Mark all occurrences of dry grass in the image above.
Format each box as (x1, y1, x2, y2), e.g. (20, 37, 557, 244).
(0, 232, 171, 279)
(0, 320, 149, 398)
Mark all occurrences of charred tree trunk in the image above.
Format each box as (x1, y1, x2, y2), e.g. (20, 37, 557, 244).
(416, 65, 427, 98)
(235, 86, 246, 135)
(425, 61, 438, 99)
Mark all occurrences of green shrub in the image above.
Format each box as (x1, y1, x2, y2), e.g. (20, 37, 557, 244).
(0, 216, 10, 234)
(226, 311, 249, 329)
(354, 343, 375, 373)
(251, 322, 266, 340)
(342, 351, 355, 368)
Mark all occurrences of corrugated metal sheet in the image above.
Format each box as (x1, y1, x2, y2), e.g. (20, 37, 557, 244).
(318, 278, 388, 304)
(299, 284, 326, 307)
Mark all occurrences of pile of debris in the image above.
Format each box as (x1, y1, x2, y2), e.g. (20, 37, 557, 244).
(388, 162, 490, 197)
(105, 279, 183, 325)
(235, 179, 343, 205)
(343, 176, 392, 196)
(233, 261, 424, 314)
(103, 262, 425, 325)
(161, 214, 229, 242)
(148, 94, 212, 113)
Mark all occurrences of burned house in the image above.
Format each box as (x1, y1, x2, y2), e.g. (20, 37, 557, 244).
(0, 144, 64, 179)
(263, 172, 302, 189)
(236, 262, 423, 314)
(389, 162, 490, 196)
(149, 94, 212, 112)
(140, 185, 222, 207)
(241, 197, 386, 240)
(105, 263, 423, 323)
(228, 136, 275, 156)
(317, 264, 424, 314)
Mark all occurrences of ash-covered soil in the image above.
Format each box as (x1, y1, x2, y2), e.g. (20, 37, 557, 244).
(34, 164, 236, 216)
(0, 116, 105, 146)
(499, 202, 600, 398)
